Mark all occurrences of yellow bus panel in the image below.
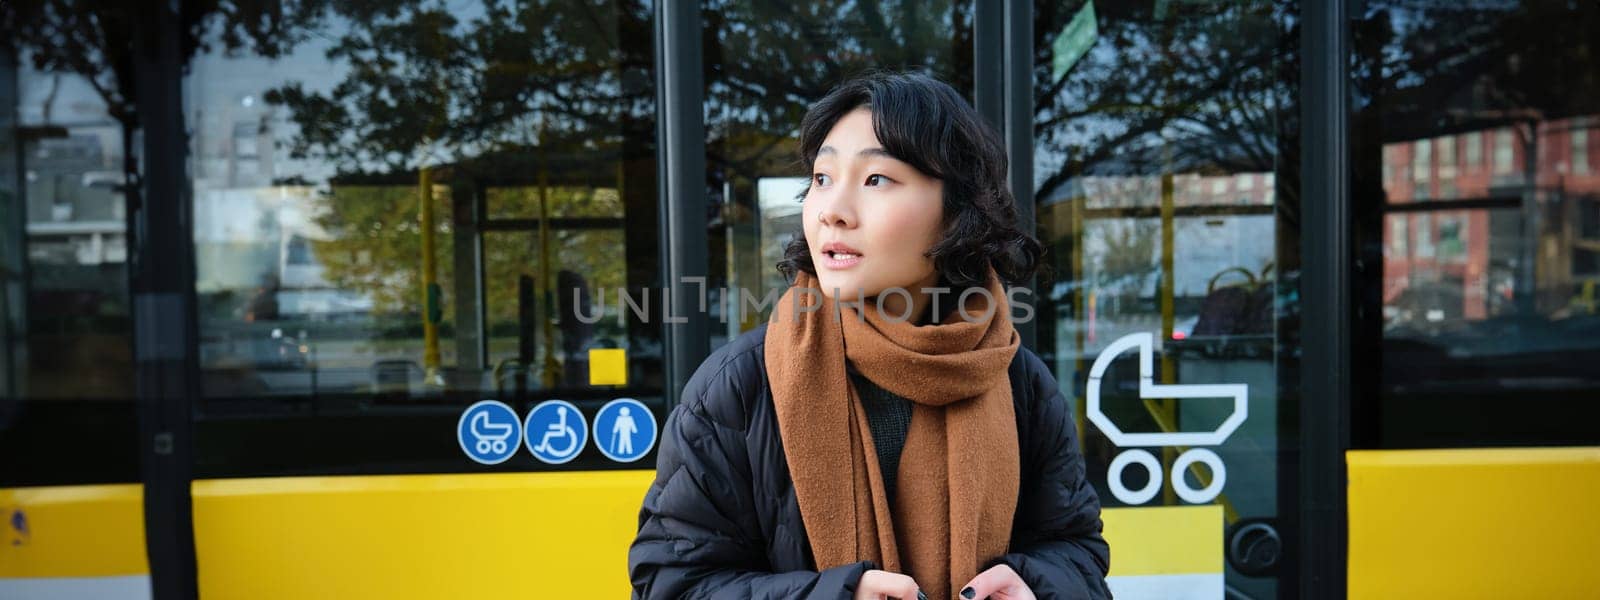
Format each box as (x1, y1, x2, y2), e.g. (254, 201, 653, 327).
(1348, 447, 1600, 599)
(191, 470, 653, 599)
(0, 484, 147, 578)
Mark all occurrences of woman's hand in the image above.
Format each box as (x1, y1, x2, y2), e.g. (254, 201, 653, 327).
(854, 569, 925, 600)
(959, 564, 1036, 600)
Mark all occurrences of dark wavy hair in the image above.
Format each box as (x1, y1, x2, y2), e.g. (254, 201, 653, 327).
(776, 71, 1042, 291)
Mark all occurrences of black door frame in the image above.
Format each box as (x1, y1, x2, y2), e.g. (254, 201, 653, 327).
(132, 4, 201, 600)
(651, 2, 1355, 597)
(654, 0, 710, 407)
(1298, 0, 1353, 597)
(971, 1, 1353, 596)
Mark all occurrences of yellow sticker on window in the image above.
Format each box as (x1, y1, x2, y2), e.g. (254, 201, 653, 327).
(588, 348, 627, 386)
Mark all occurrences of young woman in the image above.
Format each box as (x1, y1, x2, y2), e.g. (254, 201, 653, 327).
(630, 72, 1110, 600)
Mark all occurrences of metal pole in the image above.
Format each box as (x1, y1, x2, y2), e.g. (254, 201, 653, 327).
(132, 3, 199, 598)
(1300, 0, 1352, 596)
(420, 165, 443, 386)
(974, 0, 1003, 130)
(539, 146, 558, 388)
(0, 47, 21, 398)
(655, 0, 710, 406)
(419, 48, 448, 388)
(1518, 120, 1540, 316)
(1159, 171, 1177, 506)
(1003, 0, 1037, 350)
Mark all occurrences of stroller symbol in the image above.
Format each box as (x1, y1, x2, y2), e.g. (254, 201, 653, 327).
(1087, 332, 1249, 505)
(456, 401, 522, 465)
(523, 400, 588, 465)
(471, 411, 513, 455)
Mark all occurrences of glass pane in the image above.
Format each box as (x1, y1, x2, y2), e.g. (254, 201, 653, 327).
(1032, 1, 1298, 596)
(1356, 1, 1600, 448)
(483, 227, 635, 392)
(486, 186, 625, 219)
(0, 17, 140, 486)
(703, 0, 974, 349)
(0, 53, 15, 403)
(184, 1, 661, 476)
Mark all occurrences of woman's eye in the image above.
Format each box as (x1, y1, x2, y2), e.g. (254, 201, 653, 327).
(813, 173, 831, 186)
(865, 174, 889, 186)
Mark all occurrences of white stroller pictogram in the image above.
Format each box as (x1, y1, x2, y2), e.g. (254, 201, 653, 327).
(470, 410, 514, 455)
(1087, 332, 1248, 505)
(457, 400, 521, 465)
(532, 405, 580, 458)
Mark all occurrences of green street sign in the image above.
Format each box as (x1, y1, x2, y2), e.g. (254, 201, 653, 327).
(1052, 1, 1099, 84)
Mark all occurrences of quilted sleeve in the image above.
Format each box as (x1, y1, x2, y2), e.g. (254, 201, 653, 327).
(629, 345, 872, 600)
(986, 351, 1112, 599)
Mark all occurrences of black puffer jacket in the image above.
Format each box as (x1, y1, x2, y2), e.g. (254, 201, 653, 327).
(629, 325, 1111, 599)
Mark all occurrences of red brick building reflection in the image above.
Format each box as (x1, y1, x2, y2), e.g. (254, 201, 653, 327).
(1382, 116, 1600, 325)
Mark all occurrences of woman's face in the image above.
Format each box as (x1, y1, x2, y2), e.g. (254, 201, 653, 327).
(804, 108, 945, 303)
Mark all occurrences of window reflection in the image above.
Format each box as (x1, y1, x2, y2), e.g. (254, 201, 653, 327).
(1031, 2, 1296, 594)
(704, 0, 972, 348)
(2, 6, 143, 485)
(1377, 124, 1600, 367)
(1358, 1, 1600, 448)
(8, 42, 133, 399)
(483, 227, 628, 392)
(184, 2, 660, 435)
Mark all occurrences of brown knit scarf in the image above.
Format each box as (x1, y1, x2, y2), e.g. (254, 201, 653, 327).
(764, 267, 1020, 600)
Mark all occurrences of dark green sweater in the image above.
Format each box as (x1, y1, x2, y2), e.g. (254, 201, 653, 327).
(847, 365, 914, 503)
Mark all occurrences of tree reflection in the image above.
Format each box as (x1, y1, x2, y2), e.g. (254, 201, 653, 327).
(239, 1, 655, 381)
(703, 0, 974, 180)
(263, 1, 653, 174)
(1, 0, 334, 221)
(1354, 1, 1600, 139)
(309, 184, 454, 313)
(1032, 2, 1294, 203)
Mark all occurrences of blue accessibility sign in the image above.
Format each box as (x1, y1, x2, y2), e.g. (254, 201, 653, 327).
(593, 398, 657, 463)
(523, 400, 588, 464)
(457, 400, 522, 465)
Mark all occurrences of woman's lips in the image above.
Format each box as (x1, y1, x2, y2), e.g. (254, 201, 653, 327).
(821, 250, 863, 269)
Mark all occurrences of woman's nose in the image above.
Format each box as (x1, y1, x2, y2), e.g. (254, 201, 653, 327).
(815, 191, 857, 229)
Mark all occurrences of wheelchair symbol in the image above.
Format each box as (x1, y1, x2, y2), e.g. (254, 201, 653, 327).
(533, 407, 578, 456)
(523, 400, 587, 464)
(1087, 332, 1248, 505)
(456, 400, 521, 465)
